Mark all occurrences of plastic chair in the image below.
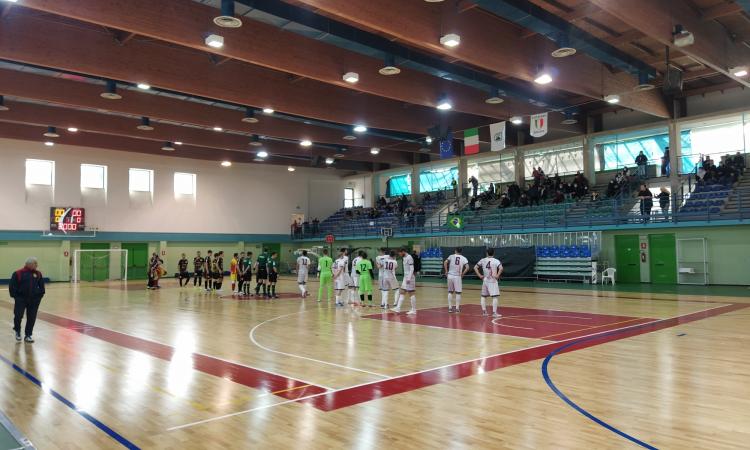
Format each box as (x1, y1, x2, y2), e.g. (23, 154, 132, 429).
(601, 268, 616, 285)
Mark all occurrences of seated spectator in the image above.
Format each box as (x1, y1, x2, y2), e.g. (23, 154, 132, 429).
(552, 190, 564, 204)
(527, 184, 540, 206)
(499, 193, 511, 208)
(591, 191, 600, 202)
(518, 193, 529, 207)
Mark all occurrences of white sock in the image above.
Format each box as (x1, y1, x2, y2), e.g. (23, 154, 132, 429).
(381, 290, 388, 306)
(298, 284, 305, 294)
(335, 293, 340, 304)
(410, 295, 416, 312)
(480, 296, 487, 313)
(396, 294, 404, 310)
(492, 297, 498, 314)
(455, 294, 462, 309)
(447, 293, 453, 308)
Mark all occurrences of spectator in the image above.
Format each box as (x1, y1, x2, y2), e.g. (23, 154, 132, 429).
(635, 151, 648, 179)
(469, 176, 479, 198)
(499, 193, 511, 208)
(661, 146, 670, 176)
(487, 182, 495, 198)
(591, 191, 600, 202)
(527, 184, 540, 206)
(9, 257, 45, 342)
(451, 178, 458, 197)
(552, 190, 564, 204)
(416, 207, 426, 227)
(423, 192, 432, 203)
(518, 193, 529, 207)
(606, 179, 619, 198)
(637, 184, 653, 222)
(657, 186, 670, 214)
(733, 152, 745, 173)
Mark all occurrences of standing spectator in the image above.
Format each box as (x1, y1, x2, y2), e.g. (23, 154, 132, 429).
(468, 176, 479, 198)
(527, 184, 540, 206)
(657, 186, 670, 214)
(637, 184, 653, 222)
(451, 178, 458, 197)
(312, 218, 320, 234)
(635, 151, 648, 179)
(661, 147, 670, 176)
(9, 257, 45, 342)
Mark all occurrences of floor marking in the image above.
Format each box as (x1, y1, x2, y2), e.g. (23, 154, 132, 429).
(249, 310, 390, 379)
(539, 317, 649, 340)
(490, 318, 533, 329)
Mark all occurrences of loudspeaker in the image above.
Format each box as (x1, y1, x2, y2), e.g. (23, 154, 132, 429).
(662, 67, 683, 95)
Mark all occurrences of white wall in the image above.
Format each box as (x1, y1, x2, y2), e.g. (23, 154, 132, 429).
(343, 174, 372, 207)
(0, 138, 347, 234)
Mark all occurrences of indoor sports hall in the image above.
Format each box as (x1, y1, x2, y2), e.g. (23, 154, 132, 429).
(0, 1, 749, 449)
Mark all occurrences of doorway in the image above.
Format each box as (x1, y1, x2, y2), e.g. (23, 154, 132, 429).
(614, 235, 640, 283)
(79, 242, 110, 281)
(649, 234, 677, 284)
(121, 243, 149, 280)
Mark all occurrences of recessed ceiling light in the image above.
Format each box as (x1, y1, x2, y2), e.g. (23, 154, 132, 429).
(325, 157, 335, 165)
(221, 161, 232, 167)
(353, 125, 368, 133)
(257, 150, 269, 158)
(262, 108, 274, 114)
(510, 116, 523, 125)
(137, 117, 154, 131)
(370, 147, 380, 155)
(100, 80, 122, 100)
(436, 96, 452, 110)
(43, 126, 59, 138)
(287, 166, 296, 172)
(561, 112, 578, 125)
(0, 95, 8, 111)
(205, 34, 224, 48)
(342, 135, 357, 141)
(605, 94, 620, 104)
(44, 141, 54, 147)
(213, 126, 223, 132)
(343, 72, 359, 83)
(214, 0, 243, 28)
(551, 47, 576, 58)
(242, 108, 259, 123)
(440, 33, 461, 48)
(137, 83, 151, 90)
(174, 141, 183, 145)
(161, 142, 175, 151)
(67, 127, 78, 133)
(300, 140, 312, 147)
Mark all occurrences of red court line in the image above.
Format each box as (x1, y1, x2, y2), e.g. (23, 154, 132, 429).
(0, 303, 327, 400)
(304, 303, 749, 411)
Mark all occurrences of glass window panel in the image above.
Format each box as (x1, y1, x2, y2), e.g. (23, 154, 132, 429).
(129, 168, 153, 192)
(174, 172, 196, 196)
(25, 159, 54, 186)
(80, 164, 106, 189)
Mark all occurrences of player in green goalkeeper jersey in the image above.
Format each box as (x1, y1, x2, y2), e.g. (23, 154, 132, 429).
(317, 248, 334, 303)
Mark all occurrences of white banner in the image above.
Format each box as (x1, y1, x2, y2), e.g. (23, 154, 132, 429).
(530, 112, 548, 138)
(489, 121, 506, 152)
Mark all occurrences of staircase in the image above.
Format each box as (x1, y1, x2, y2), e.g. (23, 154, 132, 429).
(721, 174, 750, 215)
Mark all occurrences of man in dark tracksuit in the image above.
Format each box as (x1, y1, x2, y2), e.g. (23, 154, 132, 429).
(9, 257, 45, 343)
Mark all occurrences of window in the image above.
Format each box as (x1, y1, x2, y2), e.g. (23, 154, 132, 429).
(419, 167, 458, 193)
(344, 188, 355, 208)
(80, 164, 107, 189)
(524, 142, 583, 178)
(129, 168, 153, 192)
(25, 159, 55, 186)
(682, 116, 747, 173)
(174, 172, 196, 196)
(387, 173, 411, 197)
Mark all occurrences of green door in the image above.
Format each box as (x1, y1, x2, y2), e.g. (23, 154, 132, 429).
(79, 242, 110, 281)
(122, 243, 149, 280)
(614, 235, 640, 283)
(649, 234, 677, 284)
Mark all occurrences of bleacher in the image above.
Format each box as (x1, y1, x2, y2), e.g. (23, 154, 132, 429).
(534, 245, 595, 282)
(459, 202, 575, 230)
(678, 182, 733, 218)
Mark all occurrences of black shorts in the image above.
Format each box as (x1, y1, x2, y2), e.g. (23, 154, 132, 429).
(257, 270, 268, 280)
(269, 272, 278, 283)
(212, 271, 222, 279)
(179, 271, 189, 279)
(242, 272, 252, 282)
(194, 269, 204, 277)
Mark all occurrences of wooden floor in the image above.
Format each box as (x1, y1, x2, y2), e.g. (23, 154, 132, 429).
(1, 277, 749, 449)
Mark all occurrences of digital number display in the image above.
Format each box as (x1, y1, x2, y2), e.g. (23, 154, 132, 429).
(50, 207, 86, 234)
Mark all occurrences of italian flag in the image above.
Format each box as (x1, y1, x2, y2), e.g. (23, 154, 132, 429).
(464, 128, 479, 155)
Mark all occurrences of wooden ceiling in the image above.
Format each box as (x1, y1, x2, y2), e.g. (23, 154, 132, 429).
(0, 0, 748, 171)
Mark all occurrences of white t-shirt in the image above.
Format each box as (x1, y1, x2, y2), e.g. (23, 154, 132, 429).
(333, 257, 347, 277)
(445, 254, 469, 276)
(477, 257, 503, 283)
(351, 256, 362, 277)
(375, 254, 387, 271)
(402, 254, 415, 280)
(382, 256, 398, 278)
(296, 256, 310, 275)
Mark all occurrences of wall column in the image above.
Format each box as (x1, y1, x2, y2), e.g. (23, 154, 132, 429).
(514, 147, 525, 184)
(371, 173, 380, 204)
(458, 157, 468, 198)
(668, 120, 682, 195)
(411, 165, 419, 203)
(583, 135, 596, 185)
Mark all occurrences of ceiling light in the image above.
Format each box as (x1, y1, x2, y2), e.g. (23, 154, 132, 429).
(731, 67, 748, 77)
(370, 147, 380, 155)
(485, 87, 505, 104)
(214, 0, 243, 28)
(604, 94, 620, 104)
(353, 124, 368, 133)
(551, 34, 576, 58)
(3, 0, 19, 3)
(672, 25, 694, 48)
(440, 33, 461, 48)
(343, 72, 359, 83)
(300, 139, 312, 147)
(137, 117, 154, 131)
(257, 150, 268, 158)
(43, 126, 59, 138)
(424, 0, 445, 2)
(136, 83, 151, 90)
(561, 112, 578, 125)
(534, 66, 553, 85)
(510, 116, 523, 125)
(436, 95, 452, 110)
(205, 34, 224, 49)
(0, 96, 8, 111)
(241, 108, 259, 123)
(634, 70, 655, 91)
(334, 153, 345, 158)
(100, 80, 122, 100)
(249, 134, 262, 146)
(342, 135, 357, 141)
(379, 54, 401, 75)
(44, 141, 54, 147)
(174, 141, 183, 145)
(425, 136, 433, 144)
(213, 126, 223, 132)
(419, 147, 432, 153)
(221, 161, 232, 167)
(325, 157, 335, 165)
(287, 166, 296, 172)
(161, 142, 175, 151)
(262, 107, 274, 114)
(67, 127, 78, 133)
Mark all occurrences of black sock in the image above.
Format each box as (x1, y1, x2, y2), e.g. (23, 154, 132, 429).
(263, 284, 267, 296)
(368, 294, 372, 303)
(271, 285, 276, 296)
(360, 294, 364, 302)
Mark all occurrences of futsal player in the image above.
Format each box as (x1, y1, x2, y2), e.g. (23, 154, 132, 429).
(296, 250, 311, 298)
(255, 249, 269, 298)
(268, 252, 279, 299)
(213, 251, 225, 292)
(193, 251, 205, 289)
(203, 250, 213, 292)
(391, 248, 417, 315)
(333, 249, 349, 307)
(237, 252, 246, 295)
(177, 253, 189, 287)
(474, 248, 503, 318)
(349, 251, 362, 305)
(356, 251, 374, 307)
(379, 250, 399, 309)
(317, 248, 333, 303)
(241, 252, 253, 296)
(444, 247, 469, 313)
(230, 252, 239, 295)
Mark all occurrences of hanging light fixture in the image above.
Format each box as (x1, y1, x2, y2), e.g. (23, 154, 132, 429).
(485, 87, 504, 104)
(262, 107, 274, 114)
(353, 124, 368, 133)
(136, 83, 151, 90)
(205, 34, 224, 48)
(300, 139, 312, 147)
(379, 54, 401, 75)
(510, 116, 523, 125)
(44, 141, 55, 147)
(241, 108, 259, 123)
(604, 94, 620, 104)
(137, 117, 154, 131)
(214, 0, 243, 28)
(343, 72, 360, 84)
(43, 126, 60, 138)
(67, 127, 79, 133)
(100, 80, 122, 100)
(257, 150, 269, 158)
(534, 65, 553, 85)
(287, 166, 296, 172)
(561, 111, 578, 125)
(370, 147, 380, 155)
(436, 94, 452, 110)
(161, 141, 175, 151)
(249, 134, 262, 146)
(440, 33, 461, 48)
(325, 157, 335, 165)
(221, 161, 232, 167)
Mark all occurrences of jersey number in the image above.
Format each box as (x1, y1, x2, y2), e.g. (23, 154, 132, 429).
(386, 262, 394, 270)
(455, 257, 461, 265)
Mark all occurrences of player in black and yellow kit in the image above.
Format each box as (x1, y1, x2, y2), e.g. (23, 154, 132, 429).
(193, 251, 205, 289)
(268, 252, 280, 299)
(255, 249, 269, 298)
(203, 250, 213, 292)
(178, 253, 190, 287)
(213, 251, 224, 292)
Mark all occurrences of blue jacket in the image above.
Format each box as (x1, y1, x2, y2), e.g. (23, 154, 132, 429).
(8, 268, 45, 300)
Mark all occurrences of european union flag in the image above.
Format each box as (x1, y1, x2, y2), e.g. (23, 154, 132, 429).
(439, 132, 454, 159)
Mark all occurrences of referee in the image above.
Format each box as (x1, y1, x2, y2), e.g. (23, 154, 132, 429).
(9, 257, 45, 343)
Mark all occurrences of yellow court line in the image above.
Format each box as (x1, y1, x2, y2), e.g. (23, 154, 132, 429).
(539, 317, 648, 340)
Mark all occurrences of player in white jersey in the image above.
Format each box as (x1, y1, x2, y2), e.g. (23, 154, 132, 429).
(379, 250, 399, 309)
(296, 250, 311, 298)
(349, 253, 362, 305)
(333, 253, 348, 307)
(444, 247, 469, 313)
(391, 248, 417, 315)
(474, 248, 504, 318)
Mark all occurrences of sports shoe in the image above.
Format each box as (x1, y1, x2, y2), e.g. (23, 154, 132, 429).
(406, 310, 417, 315)
(493, 313, 502, 318)
(24, 336, 34, 343)
(455, 308, 460, 314)
(482, 311, 488, 316)
(389, 308, 400, 314)
(15, 332, 21, 342)
(448, 307, 454, 313)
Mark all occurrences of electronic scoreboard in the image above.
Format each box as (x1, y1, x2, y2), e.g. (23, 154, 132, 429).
(50, 207, 86, 234)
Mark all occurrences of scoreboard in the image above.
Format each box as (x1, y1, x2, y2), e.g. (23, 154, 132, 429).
(50, 207, 86, 234)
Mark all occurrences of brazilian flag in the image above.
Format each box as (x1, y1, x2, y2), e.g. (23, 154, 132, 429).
(447, 214, 464, 230)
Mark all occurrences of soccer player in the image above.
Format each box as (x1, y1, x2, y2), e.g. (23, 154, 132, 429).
(444, 247, 469, 313)
(474, 248, 503, 317)
(193, 251, 205, 289)
(237, 252, 246, 295)
(297, 250, 311, 298)
(356, 251, 374, 307)
(213, 251, 225, 292)
(349, 251, 362, 305)
(230, 252, 239, 295)
(241, 252, 253, 296)
(268, 252, 279, 299)
(177, 253, 189, 287)
(317, 248, 333, 303)
(391, 247, 417, 315)
(333, 249, 349, 307)
(255, 249, 269, 298)
(203, 250, 213, 292)
(380, 250, 399, 308)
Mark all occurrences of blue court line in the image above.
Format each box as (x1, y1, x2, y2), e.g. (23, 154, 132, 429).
(0, 353, 140, 450)
(541, 331, 659, 450)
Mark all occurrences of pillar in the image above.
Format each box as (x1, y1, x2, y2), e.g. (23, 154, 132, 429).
(458, 157, 468, 198)
(668, 120, 682, 195)
(582, 135, 596, 185)
(371, 173, 380, 204)
(411, 165, 419, 203)
(514, 147, 525, 184)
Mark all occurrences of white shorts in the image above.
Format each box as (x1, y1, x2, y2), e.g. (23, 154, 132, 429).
(334, 275, 348, 291)
(350, 273, 359, 288)
(400, 276, 416, 292)
(481, 281, 500, 297)
(297, 272, 308, 284)
(447, 275, 462, 293)
(379, 276, 399, 291)
(344, 272, 353, 286)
